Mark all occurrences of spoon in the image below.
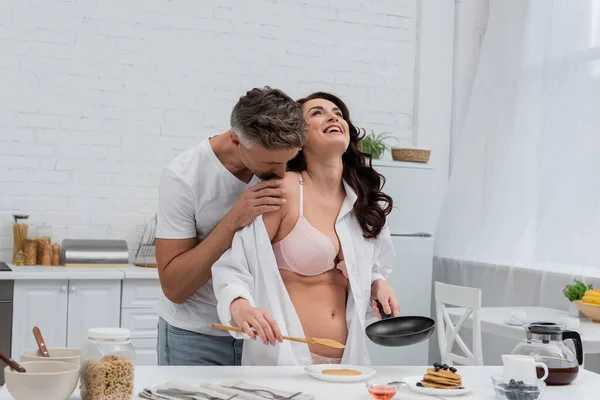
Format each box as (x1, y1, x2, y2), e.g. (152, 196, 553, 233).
(32, 326, 50, 357)
(0, 351, 26, 373)
(212, 323, 345, 349)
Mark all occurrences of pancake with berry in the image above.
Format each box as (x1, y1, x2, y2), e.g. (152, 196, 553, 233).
(426, 368, 462, 381)
(418, 362, 464, 390)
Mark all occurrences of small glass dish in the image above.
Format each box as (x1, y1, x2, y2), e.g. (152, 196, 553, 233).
(365, 381, 401, 400)
(491, 376, 546, 400)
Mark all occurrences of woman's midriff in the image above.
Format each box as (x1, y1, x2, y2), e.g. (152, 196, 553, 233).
(280, 268, 349, 359)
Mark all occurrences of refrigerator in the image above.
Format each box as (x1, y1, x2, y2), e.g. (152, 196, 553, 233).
(367, 160, 438, 366)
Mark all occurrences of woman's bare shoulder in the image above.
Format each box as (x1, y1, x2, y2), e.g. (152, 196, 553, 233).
(281, 171, 302, 191)
(262, 172, 301, 241)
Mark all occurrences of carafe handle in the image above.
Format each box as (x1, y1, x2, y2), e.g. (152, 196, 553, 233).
(563, 330, 584, 365)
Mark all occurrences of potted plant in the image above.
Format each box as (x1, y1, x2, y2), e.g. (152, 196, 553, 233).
(358, 130, 395, 160)
(563, 279, 593, 318)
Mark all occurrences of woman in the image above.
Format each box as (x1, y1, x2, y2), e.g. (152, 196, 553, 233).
(212, 92, 399, 366)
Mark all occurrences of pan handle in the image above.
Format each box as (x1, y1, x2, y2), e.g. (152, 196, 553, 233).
(375, 299, 394, 320)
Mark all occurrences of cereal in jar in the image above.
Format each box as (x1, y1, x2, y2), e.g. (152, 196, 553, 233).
(80, 328, 136, 400)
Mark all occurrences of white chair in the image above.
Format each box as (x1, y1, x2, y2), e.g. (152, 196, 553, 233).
(434, 281, 484, 366)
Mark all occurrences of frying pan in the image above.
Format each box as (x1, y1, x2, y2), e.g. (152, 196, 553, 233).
(365, 301, 436, 347)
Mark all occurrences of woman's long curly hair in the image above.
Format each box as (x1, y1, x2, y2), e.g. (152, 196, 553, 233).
(288, 92, 393, 239)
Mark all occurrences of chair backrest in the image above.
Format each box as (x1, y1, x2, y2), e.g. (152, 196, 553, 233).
(434, 281, 483, 366)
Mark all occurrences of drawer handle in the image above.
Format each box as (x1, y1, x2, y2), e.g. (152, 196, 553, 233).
(70, 286, 77, 292)
(394, 232, 433, 237)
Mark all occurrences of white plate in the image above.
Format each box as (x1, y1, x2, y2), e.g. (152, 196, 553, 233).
(400, 375, 475, 397)
(304, 364, 376, 383)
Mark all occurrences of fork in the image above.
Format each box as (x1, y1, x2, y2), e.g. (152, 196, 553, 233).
(156, 388, 238, 400)
(222, 385, 303, 399)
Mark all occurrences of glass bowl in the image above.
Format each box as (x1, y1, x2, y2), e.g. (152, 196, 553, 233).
(491, 376, 546, 400)
(365, 381, 401, 400)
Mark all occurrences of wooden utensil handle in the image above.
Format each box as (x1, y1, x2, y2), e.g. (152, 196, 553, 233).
(212, 323, 313, 344)
(281, 336, 312, 345)
(32, 326, 49, 357)
(212, 323, 244, 333)
(0, 351, 26, 372)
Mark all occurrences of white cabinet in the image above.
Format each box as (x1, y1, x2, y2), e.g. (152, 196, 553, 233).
(66, 280, 121, 349)
(11, 279, 121, 359)
(120, 280, 162, 365)
(121, 309, 160, 339)
(121, 280, 162, 309)
(12, 280, 68, 358)
(10, 269, 162, 365)
(131, 338, 160, 365)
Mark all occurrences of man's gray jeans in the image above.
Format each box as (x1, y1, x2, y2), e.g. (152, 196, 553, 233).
(157, 317, 243, 366)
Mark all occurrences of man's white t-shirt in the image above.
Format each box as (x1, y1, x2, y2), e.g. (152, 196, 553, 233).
(155, 138, 259, 336)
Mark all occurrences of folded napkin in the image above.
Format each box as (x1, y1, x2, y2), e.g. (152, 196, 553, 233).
(141, 379, 314, 400)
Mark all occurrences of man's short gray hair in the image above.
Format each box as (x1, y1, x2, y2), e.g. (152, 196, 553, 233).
(230, 86, 307, 150)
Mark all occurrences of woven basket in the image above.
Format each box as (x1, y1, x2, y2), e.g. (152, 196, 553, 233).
(391, 148, 431, 163)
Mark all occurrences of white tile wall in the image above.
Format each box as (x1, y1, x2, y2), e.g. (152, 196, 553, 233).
(0, 0, 418, 259)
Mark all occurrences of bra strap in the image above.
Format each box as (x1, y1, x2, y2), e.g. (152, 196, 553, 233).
(298, 172, 304, 216)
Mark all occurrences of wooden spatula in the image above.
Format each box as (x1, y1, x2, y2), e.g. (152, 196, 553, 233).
(32, 326, 49, 357)
(212, 323, 345, 349)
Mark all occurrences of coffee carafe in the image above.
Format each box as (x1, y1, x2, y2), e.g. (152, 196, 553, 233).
(511, 322, 583, 386)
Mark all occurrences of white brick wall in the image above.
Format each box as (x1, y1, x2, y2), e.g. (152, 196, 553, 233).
(0, 0, 417, 260)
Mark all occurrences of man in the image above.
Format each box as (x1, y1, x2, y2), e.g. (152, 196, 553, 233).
(155, 86, 307, 366)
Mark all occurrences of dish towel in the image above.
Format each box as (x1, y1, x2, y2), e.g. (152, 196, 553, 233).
(141, 379, 314, 400)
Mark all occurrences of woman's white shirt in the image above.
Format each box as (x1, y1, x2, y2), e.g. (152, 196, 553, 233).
(211, 180, 395, 366)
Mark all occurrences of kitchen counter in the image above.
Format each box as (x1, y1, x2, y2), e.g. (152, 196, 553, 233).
(1, 263, 162, 365)
(120, 265, 159, 279)
(1, 365, 599, 399)
(0, 263, 159, 280)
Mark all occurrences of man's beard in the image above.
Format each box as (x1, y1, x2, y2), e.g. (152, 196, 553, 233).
(256, 172, 278, 181)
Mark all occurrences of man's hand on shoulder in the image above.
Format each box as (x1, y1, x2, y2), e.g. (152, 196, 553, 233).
(223, 179, 287, 231)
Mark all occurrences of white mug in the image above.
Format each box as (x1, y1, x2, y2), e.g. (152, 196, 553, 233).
(502, 355, 549, 382)
(508, 309, 527, 324)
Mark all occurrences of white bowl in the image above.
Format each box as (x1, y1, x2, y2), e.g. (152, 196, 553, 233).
(4, 361, 80, 400)
(20, 348, 81, 366)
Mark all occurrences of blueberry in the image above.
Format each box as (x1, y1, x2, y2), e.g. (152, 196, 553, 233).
(434, 366, 440, 372)
(509, 379, 518, 388)
(449, 367, 457, 373)
(416, 382, 424, 387)
(442, 364, 449, 370)
(505, 391, 519, 400)
(433, 362, 440, 368)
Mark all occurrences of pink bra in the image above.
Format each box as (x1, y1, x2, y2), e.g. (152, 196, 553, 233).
(272, 173, 348, 279)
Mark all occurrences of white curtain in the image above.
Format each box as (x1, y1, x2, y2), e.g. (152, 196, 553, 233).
(436, 0, 600, 273)
(430, 0, 600, 369)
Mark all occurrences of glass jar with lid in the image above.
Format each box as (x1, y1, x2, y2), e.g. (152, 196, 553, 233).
(80, 327, 136, 400)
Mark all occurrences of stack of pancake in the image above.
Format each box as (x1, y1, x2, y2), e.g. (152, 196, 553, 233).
(419, 367, 463, 389)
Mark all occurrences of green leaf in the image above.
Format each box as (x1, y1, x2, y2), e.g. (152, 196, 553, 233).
(563, 279, 594, 301)
(358, 129, 397, 157)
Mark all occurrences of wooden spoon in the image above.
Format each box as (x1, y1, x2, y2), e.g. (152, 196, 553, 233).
(212, 323, 345, 349)
(32, 326, 49, 357)
(0, 351, 26, 373)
